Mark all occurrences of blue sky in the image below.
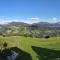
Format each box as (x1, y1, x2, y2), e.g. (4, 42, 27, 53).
(0, 0, 60, 24)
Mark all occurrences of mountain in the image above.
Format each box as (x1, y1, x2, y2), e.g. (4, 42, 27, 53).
(32, 22, 60, 27)
(0, 22, 60, 36)
(31, 22, 60, 29)
(6, 22, 30, 27)
(0, 22, 60, 30)
(1, 21, 60, 28)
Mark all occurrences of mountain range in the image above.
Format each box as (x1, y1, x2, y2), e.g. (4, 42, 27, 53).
(0, 22, 60, 36)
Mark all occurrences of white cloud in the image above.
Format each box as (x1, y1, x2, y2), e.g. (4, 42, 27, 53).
(0, 16, 20, 24)
(52, 17, 58, 22)
(39, 17, 60, 23)
(26, 17, 40, 24)
(52, 17, 57, 20)
(27, 17, 39, 20)
(0, 16, 60, 24)
(48, 17, 60, 23)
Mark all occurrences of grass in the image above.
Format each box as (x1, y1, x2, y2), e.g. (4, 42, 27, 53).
(0, 36, 60, 60)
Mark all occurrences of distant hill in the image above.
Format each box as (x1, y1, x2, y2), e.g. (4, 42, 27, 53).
(7, 22, 30, 27)
(1, 21, 60, 28)
(32, 22, 60, 27)
(31, 22, 60, 30)
(0, 22, 60, 36)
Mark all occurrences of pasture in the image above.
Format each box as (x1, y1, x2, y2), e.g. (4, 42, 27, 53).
(0, 36, 60, 60)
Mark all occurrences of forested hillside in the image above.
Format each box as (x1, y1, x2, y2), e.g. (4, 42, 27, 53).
(0, 22, 60, 37)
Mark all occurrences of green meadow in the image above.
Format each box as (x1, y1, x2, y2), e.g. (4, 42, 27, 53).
(0, 36, 60, 60)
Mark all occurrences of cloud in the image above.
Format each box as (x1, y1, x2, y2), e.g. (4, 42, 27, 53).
(26, 17, 40, 24)
(27, 17, 39, 20)
(52, 17, 58, 22)
(0, 16, 20, 24)
(38, 17, 60, 23)
(52, 17, 57, 20)
(0, 16, 40, 24)
(0, 16, 60, 24)
(48, 17, 60, 23)
(26, 17, 60, 23)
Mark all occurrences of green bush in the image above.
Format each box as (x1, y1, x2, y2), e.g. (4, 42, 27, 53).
(2, 34, 7, 37)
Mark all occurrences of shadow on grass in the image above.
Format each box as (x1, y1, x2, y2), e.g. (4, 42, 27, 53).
(32, 46, 60, 60)
(10, 47, 32, 60)
(0, 47, 32, 60)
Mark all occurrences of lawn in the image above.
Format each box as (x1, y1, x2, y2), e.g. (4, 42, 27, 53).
(0, 36, 60, 60)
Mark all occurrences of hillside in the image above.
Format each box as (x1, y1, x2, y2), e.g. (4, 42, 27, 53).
(0, 36, 60, 60)
(0, 22, 60, 37)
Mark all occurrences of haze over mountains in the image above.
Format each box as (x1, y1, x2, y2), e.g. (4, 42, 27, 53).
(0, 21, 59, 31)
(1, 21, 60, 28)
(0, 21, 60, 29)
(0, 21, 59, 37)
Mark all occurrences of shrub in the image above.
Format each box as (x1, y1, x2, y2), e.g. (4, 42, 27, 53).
(2, 34, 6, 37)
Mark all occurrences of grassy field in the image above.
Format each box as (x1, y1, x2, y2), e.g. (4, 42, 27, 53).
(0, 36, 60, 60)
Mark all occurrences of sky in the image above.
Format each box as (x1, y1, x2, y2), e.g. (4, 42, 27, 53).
(0, 0, 60, 24)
